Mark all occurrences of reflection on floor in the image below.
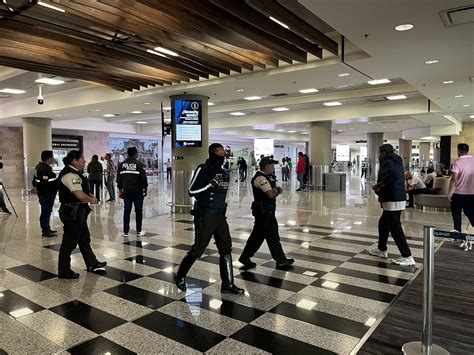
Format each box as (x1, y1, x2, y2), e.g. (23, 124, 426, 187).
(0, 172, 455, 354)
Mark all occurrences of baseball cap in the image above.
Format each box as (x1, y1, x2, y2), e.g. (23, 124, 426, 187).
(259, 156, 279, 168)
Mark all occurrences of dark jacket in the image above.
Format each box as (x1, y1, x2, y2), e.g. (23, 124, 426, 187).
(117, 157, 148, 193)
(376, 154, 406, 202)
(87, 161, 103, 181)
(33, 162, 58, 196)
(251, 171, 277, 214)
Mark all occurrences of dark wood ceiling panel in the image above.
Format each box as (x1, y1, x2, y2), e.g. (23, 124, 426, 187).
(0, 0, 338, 91)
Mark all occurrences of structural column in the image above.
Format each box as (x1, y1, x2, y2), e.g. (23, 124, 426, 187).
(439, 136, 451, 168)
(309, 121, 331, 187)
(367, 132, 384, 180)
(398, 138, 412, 170)
(170, 95, 209, 213)
(22, 117, 52, 192)
(419, 142, 430, 168)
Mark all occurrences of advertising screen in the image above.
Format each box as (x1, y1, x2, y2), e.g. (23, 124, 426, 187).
(175, 99, 202, 148)
(336, 144, 350, 161)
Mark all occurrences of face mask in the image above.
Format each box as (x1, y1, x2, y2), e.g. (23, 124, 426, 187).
(210, 153, 225, 167)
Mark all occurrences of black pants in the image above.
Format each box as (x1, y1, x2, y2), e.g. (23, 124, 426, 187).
(166, 167, 172, 179)
(39, 194, 55, 234)
(407, 188, 427, 207)
(378, 210, 412, 257)
(89, 180, 101, 201)
(241, 212, 286, 262)
(451, 194, 474, 232)
(58, 205, 98, 274)
(188, 212, 232, 258)
(361, 168, 367, 178)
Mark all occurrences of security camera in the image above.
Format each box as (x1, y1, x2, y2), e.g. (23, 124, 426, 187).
(37, 84, 44, 105)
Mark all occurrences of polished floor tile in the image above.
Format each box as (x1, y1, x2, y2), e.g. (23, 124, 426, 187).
(236, 271, 306, 292)
(44, 243, 80, 254)
(205, 337, 270, 354)
(49, 300, 126, 333)
(150, 270, 215, 290)
(67, 336, 136, 355)
(8, 264, 56, 282)
(104, 284, 175, 309)
(125, 255, 178, 269)
(11, 283, 72, 308)
(123, 240, 166, 251)
(0, 289, 44, 317)
(101, 266, 143, 283)
(330, 266, 408, 287)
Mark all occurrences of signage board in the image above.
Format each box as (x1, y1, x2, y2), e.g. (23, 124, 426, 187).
(174, 99, 202, 148)
(52, 135, 83, 151)
(336, 144, 350, 161)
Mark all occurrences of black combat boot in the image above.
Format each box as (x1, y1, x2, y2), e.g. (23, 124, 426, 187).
(220, 254, 245, 294)
(174, 254, 196, 292)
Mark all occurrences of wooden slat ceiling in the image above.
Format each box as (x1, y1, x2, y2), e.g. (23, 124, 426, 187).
(0, 0, 338, 91)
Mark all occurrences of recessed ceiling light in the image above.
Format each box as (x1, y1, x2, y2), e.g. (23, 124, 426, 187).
(103, 114, 115, 117)
(337, 129, 343, 132)
(208, 102, 215, 106)
(338, 73, 350, 77)
(55, 115, 61, 117)
(367, 79, 391, 85)
(244, 96, 262, 100)
(463, 104, 471, 107)
(276, 129, 285, 132)
(38, 1, 65, 12)
(394, 24, 414, 31)
(454, 95, 464, 98)
(269, 16, 289, 29)
(299, 88, 319, 94)
(131, 111, 143, 114)
(94, 109, 101, 112)
(35, 78, 65, 85)
(272, 107, 289, 111)
(323, 101, 342, 106)
(235, 89, 245, 92)
(442, 80, 454, 84)
(425, 59, 439, 65)
(143, 102, 151, 105)
(386, 94, 407, 100)
(135, 121, 148, 124)
(470, 115, 474, 119)
(230, 112, 246, 116)
(154, 46, 179, 56)
(146, 49, 167, 57)
(0, 88, 26, 94)
(287, 130, 296, 133)
(301, 132, 309, 135)
(163, 106, 171, 110)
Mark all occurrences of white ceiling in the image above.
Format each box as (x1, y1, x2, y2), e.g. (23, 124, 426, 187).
(0, 0, 472, 146)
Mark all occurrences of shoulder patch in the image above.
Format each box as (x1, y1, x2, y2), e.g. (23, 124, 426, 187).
(259, 180, 268, 185)
(72, 178, 81, 185)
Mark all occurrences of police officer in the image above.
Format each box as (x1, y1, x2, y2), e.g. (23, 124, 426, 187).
(174, 143, 244, 294)
(32, 150, 58, 237)
(117, 147, 148, 238)
(57, 150, 106, 279)
(239, 157, 294, 269)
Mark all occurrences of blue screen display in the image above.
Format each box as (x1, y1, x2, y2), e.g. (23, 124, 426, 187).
(174, 99, 202, 148)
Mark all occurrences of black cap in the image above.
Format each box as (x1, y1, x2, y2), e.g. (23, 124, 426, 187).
(379, 144, 394, 155)
(259, 156, 278, 168)
(208, 143, 224, 154)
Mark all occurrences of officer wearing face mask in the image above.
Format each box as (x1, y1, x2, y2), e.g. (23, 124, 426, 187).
(174, 143, 244, 295)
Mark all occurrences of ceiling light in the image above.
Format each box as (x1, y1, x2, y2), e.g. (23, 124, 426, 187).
(394, 24, 414, 31)
(244, 96, 262, 100)
(276, 129, 285, 132)
(35, 78, 65, 85)
(367, 79, 391, 85)
(208, 102, 215, 106)
(135, 121, 148, 124)
(454, 95, 464, 98)
(94, 109, 101, 112)
(0, 88, 26, 94)
(143, 102, 151, 105)
(230, 112, 246, 116)
(163, 106, 171, 110)
(470, 115, 474, 119)
(131, 111, 143, 114)
(299, 88, 319, 94)
(146, 49, 167, 58)
(337, 129, 343, 132)
(386, 94, 407, 100)
(272, 107, 289, 112)
(287, 130, 296, 133)
(442, 80, 454, 84)
(269, 16, 289, 29)
(103, 114, 115, 117)
(154, 46, 179, 56)
(38, 1, 65, 12)
(463, 104, 471, 107)
(338, 73, 350, 77)
(301, 132, 309, 135)
(235, 89, 245, 92)
(323, 101, 342, 106)
(55, 115, 61, 117)
(424, 59, 439, 65)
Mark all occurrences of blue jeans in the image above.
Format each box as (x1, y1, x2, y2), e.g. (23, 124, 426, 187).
(123, 191, 144, 234)
(39, 194, 56, 234)
(106, 176, 116, 200)
(297, 173, 306, 190)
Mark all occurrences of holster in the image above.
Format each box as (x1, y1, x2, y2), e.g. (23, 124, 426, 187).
(60, 203, 91, 223)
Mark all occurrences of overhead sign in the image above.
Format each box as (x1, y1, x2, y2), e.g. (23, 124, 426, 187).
(52, 135, 83, 151)
(336, 144, 350, 161)
(174, 99, 202, 148)
(254, 138, 274, 159)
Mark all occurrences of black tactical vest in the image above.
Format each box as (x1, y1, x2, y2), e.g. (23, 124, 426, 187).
(58, 165, 90, 204)
(195, 164, 229, 211)
(251, 171, 276, 212)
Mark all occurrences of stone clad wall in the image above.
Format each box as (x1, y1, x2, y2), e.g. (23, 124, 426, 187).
(0, 127, 24, 188)
(451, 122, 474, 162)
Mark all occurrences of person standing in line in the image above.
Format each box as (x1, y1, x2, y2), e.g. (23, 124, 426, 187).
(87, 155, 103, 201)
(32, 150, 58, 237)
(104, 153, 116, 202)
(117, 147, 148, 238)
(57, 150, 106, 279)
(164, 158, 172, 180)
(361, 158, 368, 179)
(448, 143, 474, 234)
(174, 143, 244, 295)
(370, 144, 415, 266)
(296, 152, 306, 191)
(239, 157, 294, 270)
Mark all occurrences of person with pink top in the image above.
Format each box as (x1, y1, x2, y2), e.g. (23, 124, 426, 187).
(448, 143, 474, 233)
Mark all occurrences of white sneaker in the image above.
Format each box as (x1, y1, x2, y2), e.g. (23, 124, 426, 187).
(392, 256, 416, 266)
(369, 249, 388, 258)
(123, 233, 128, 238)
(137, 230, 147, 237)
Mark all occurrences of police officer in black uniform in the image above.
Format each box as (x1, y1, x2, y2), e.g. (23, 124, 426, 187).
(57, 150, 106, 279)
(174, 143, 244, 294)
(32, 150, 58, 237)
(239, 157, 294, 269)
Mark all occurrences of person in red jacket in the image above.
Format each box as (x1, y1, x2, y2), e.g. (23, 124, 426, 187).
(296, 152, 306, 191)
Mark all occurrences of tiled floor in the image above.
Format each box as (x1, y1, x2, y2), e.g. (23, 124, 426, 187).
(0, 172, 455, 354)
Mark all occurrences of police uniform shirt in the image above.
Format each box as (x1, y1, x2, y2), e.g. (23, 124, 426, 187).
(61, 166, 83, 193)
(253, 175, 273, 193)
